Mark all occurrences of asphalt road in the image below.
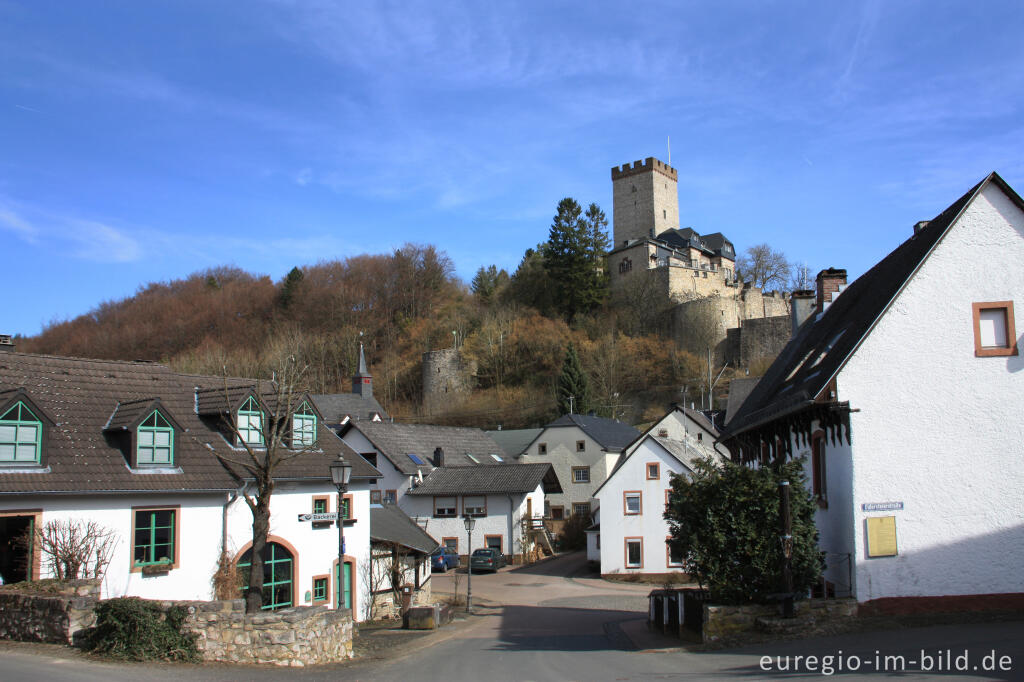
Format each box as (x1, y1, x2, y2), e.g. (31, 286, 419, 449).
(2, 552, 1023, 681)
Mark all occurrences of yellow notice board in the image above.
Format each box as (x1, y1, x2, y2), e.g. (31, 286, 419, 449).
(866, 516, 898, 557)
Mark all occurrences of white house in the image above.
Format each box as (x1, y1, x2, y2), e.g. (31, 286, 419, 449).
(593, 407, 726, 576)
(400, 463, 561, 560)
(0, 352, 383, 621)
(518, 414, 639, 521)
(340, 421, 507, 506)
(721, 173, 1024, 614)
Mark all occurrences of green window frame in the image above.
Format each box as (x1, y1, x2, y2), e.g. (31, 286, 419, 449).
(292, 401, 316, 447)
(137, 410, 174, 466)
(237, 396, 264, 445)
(133, 509, 175, 567)
(341, 496, 352, 520)
(313, 498, 328, 514)
(312, 576, 328, 602)
(238, 542, 293, 610)
(0, 401, 42, 465)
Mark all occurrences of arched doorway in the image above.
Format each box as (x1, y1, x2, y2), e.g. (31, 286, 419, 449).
(237, 541, 295, 610)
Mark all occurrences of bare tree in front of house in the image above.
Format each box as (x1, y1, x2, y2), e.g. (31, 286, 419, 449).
(387, 543, 413, 610)
(212, 354, 315, 613)
(362, 542, 391, 620)
(21, 519, 118, 581)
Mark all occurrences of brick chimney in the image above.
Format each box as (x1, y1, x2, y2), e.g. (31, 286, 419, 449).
(816, 268, 847, 314)
(790, 290, 816, 335)
(0, 335, 14, 352)
(433, 447, 444, 467)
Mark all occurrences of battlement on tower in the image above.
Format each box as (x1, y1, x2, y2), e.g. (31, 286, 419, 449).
(611, 157, 678, 181)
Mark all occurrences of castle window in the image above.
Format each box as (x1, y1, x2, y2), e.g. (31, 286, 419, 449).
(972, 301, 1017, 357)
(619, 258, 632, 274)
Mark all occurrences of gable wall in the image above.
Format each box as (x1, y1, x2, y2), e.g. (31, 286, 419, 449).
(836, 183, 1024, 602)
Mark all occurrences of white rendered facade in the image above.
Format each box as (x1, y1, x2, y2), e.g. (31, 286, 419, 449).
(520, 426, 622, 519)
(341, 427, 414, 504)
(400, 485, 545, 559)
(801, 182, 1024, 606)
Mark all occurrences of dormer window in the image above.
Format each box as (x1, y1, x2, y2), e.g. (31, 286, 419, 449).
(292, 401, 317, 447)
(237, 396, 264, 445)
(0, 402, 42, 465)
(137, 411, 174, 466)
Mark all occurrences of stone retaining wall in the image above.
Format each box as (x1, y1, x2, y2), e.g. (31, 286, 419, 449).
(703, 598, 858, 645)
(174, 599, 353, 666)
(0, 580, 100, 645)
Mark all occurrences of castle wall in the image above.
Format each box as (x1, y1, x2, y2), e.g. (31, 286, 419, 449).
(668, 289, 791, 367)
(738, 315, 792, 367)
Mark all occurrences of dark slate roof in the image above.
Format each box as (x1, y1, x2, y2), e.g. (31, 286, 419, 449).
(543, 414, 640, 451)
(370, 504, 438, 554)
(404, 463, 562, 496)
(351, 422, 506, 474)
(681, 407, 720, 437)
(724, 378, 760, 426)
(486, 428, 543, 459)
(311, 392, 387, 424)
(0, 353, 378, 495)
(104, 398, 161, 431)
(722, 172, 1023, 441)
(195, 385, 258, 415)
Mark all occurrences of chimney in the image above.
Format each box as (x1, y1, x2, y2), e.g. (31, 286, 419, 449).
(0, 335, 13, 352)
(433, 447, 444, 467)
(790, 290, 816, 335)
(913, 220, 930, 235)
(815, 268, 848, 314)
(351, 343, 372, 400)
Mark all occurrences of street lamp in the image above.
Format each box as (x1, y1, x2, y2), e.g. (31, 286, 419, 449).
(463, 514, 476, 613)
(330, 455, 353, 610)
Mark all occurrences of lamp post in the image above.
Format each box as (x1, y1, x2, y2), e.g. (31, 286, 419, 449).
(463, 514, 476, 613)
(330, 455, 353, 610)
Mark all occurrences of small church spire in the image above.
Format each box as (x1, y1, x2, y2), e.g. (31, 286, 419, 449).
(352, 343, 372, 400)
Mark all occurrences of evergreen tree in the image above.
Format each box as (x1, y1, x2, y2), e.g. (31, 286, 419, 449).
(470, 265, 509, 304)
(505, 246, 557, 315)
(278, 266, 304, 308)
(543, 198, 610, 321)
(557, 343, 591, 415)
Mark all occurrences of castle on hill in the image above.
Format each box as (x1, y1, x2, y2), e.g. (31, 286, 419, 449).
(607, 156, 791, 366)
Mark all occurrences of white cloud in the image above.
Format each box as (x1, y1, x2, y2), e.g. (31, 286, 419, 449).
(0, 206, 39, 243)
(71, 220, 142, 263)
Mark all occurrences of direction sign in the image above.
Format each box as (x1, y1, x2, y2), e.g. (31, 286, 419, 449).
(297, 512, 338, 522)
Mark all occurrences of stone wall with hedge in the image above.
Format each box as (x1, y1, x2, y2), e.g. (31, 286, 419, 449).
(0, 579, 100, 645)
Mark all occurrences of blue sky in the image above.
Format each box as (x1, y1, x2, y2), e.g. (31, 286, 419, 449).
(3, 1, 1023, 337)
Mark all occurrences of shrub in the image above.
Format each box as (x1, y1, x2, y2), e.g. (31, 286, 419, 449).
(85, 597, 198, 662)
(557, 513, 591, 551)
(665, 457, 823, 605)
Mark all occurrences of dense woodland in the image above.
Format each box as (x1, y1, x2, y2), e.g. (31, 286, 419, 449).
(23, 199, 776, 428)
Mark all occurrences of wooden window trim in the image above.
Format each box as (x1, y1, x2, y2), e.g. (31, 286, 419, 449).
(433, 495, 457, 518)
(550, 505, 564, 520)
(233, 535, 301, 611)
(130, 505, 181, 573)
(135, 410, 175, 468)
(312, 495, 330, 514)
(0, 401, 45, 467)
(571, 466, 590, 484)
(311, 573, 330, 605)
(572, 502, 591, 518)
(462, 494, 487, 517)
(623, 490, 642, 516)
(442, 537, 459, 555)
(811, 430, 827, 508)
(666, 536, 684, 567)
(972, 301, 1018, 357)
(383, 490, 398, 505)
(646, 462, 660, 480)
(484, 534, 503, 554)
(369, 490, 382, 505)
(624, 537, 644, 569)
(0, 508, 42, 580)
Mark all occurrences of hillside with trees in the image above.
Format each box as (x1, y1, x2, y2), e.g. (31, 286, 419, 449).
(22, 200, 782, 428)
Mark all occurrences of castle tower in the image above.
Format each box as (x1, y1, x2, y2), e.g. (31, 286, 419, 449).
(611, 157, 679, 248)
(352, 343, 372, 400)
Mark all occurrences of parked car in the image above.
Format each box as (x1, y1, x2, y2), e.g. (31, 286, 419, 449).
(430, 546, 460, 573)
(469, 548, 506, 573)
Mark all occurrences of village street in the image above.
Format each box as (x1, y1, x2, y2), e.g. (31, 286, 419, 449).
(2, 552, 1023, 681)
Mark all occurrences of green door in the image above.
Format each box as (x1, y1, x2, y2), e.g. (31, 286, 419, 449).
(337, 562, 352, 610)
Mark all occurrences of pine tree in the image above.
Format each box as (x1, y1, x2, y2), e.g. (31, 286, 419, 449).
(278, 266, 304, 308)
(557, 343, 591, 415)
(543, 198, 610, 321)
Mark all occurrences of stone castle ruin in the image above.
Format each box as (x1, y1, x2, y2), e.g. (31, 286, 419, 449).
(608, 156, 791, 366)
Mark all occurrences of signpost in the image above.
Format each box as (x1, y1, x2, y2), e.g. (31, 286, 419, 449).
(297, 512, 338, 523)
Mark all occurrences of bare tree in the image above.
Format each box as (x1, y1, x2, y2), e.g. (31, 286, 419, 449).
(24, 519, 118, 581)
(212, 354, 316, 613)
(737, 243, 791, 290)
(362, 543, 391, 620)
(789, 262, 814, 291)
